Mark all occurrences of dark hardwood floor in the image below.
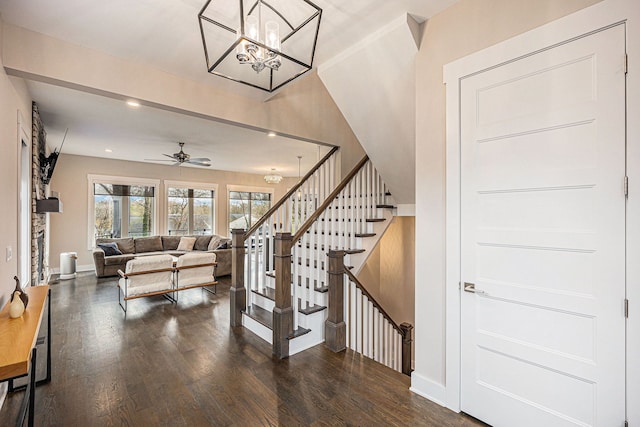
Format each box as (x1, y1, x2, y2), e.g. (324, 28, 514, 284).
(1, 272, 487, 426)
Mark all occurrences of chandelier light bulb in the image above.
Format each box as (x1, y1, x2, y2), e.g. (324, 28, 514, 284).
(245, 15, 259, 41)
(265, 21, 280, 50)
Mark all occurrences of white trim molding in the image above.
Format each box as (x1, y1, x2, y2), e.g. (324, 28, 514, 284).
(443, 0, 639, 420)
(163, 180, 219, 236)
(86, 174, 161, 250)
(410, 371, 447, 408)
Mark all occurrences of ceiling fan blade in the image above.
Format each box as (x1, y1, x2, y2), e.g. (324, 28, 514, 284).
(163, 153, 176, 159)
(188, 157, 211, 162)
(144, 158, 176, 162)
(186, 160, 211, 167)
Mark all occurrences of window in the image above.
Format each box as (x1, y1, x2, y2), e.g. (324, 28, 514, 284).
(88, 175, 159, 246)
(228, 188, 272, 232)
(166, 183, 216, 236)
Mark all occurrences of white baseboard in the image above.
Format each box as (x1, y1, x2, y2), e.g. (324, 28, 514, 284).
(396, 204, 415, 216)
(409, 371, 447, 408)
(49, 264, 95, 275)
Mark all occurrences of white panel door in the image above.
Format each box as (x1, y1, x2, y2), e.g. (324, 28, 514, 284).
(460, 25, 626, 427)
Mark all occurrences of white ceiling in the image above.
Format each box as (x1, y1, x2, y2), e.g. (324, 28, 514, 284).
(0, 0, 456, 174)
(27, 80, 329, 176)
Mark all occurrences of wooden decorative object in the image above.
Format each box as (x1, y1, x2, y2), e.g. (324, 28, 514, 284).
(11, 276, 29, 309)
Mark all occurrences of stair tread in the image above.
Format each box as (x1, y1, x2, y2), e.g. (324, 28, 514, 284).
(346, 249, 366, 254)
(298, 302, 327, 315)
(252, 286, 276, 301)
(365, 218, 385, 222)
(243, 305, 314, 338)
(244, 304, 272, 329)
(287, 327, 311, 340)
(377, 204, 396, 209)
(355, 233, 376, 238)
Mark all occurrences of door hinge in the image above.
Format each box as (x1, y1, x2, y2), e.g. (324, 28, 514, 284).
(625, 176, 629, 198)
(624, 54, 628, 74)
(625, 299, 629, 318)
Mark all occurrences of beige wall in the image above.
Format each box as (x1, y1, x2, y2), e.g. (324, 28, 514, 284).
(0, 18, 33, 305)
(414, 0, 603, 390)
(357, 216, 415, 330)
(48, 153, 297, 270)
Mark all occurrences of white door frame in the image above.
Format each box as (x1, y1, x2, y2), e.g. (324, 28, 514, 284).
(443, 0, 640, 422)
(17, 110, 31, 287)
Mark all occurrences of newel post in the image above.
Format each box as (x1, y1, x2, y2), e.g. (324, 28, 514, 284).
(400, 322, 413, 376)
(230, 228, 246, 327)
(273, 232, 293, 359)
(325, 250, 346, 352)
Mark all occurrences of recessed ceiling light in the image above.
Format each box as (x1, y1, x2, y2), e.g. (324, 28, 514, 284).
(104, 148, 113, 153)
(267, 132, 276, 137)
(126, 100, 140, 107)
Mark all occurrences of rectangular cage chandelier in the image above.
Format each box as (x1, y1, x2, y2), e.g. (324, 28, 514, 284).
(198, 0, 322, 92)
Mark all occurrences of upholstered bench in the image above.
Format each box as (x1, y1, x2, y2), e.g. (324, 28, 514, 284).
(117, 252, 218, 312)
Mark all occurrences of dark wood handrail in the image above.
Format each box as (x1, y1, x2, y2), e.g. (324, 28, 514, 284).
(344, 267, 403, 335)
(292, 155, 369, 243)
(243, 146, 339, 239)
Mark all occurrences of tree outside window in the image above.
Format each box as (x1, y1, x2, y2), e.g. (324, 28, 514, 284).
(228, 191, 271, 232)
(93, 183, 155, 241)
(167, 187, 215, 235)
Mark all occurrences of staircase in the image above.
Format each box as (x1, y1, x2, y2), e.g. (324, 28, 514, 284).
(231, 152, 403, 363)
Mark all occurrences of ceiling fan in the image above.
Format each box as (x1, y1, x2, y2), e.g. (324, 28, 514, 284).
(145, 142, 211, 167)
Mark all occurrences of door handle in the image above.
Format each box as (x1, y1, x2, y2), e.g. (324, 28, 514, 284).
(463, 282, 486, 295)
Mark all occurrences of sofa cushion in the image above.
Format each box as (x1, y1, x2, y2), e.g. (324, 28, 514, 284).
(194, 235, 212, 251)
(177, 236, 196, 251)
(97, 242, 122, 256)
(104, 254, 136, 266)
(135, 236, 163, 253)
(96, 237, 135, 254)
(207, 235, 223, 251)
(134, 251, 168, 258)
(162, 236, 181, 251)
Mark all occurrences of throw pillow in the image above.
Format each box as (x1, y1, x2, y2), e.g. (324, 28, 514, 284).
(216, 238, 232, 250)
(97, 242, 122, 256)
(207, 235, 223, 251)
(177, 236, 197, 251)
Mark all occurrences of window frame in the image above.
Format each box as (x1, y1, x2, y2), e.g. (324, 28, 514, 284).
(164, 180, 218, 236)
(227, 184, 274, 234)
(87, 174, 160, 249)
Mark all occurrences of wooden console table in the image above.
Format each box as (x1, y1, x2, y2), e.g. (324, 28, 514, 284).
(0, 285, 51, 427)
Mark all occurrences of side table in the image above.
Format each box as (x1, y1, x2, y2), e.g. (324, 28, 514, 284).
(0, 286, 51, 427)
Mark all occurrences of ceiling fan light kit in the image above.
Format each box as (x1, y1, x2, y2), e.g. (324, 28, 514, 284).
(198, 0, 322, 92)
(145, 142, 212, 167)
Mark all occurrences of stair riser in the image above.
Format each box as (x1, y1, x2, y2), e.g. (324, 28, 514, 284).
(242, 313, 272, 344)
(289, 309, 327, 355)
(251, 292, 275, 312)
